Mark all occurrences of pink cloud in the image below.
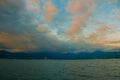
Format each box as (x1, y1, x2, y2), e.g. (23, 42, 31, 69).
(43, 1, 57, 21)
(66, 0, 95, 35)
(88, 25, 120, 47)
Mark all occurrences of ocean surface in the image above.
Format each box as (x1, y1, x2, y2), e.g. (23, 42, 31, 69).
(0, 59, 120, 80)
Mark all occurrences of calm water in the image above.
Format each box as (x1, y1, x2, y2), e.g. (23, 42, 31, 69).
(0, 59, 120, 80)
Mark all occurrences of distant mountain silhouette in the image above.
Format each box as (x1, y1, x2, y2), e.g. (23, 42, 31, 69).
(0, 50, 120, 59)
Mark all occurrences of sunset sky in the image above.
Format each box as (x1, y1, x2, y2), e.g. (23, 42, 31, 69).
(0, 0, 120, 53)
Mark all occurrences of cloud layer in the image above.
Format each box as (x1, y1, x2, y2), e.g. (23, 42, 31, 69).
(0, 0, 120, 52)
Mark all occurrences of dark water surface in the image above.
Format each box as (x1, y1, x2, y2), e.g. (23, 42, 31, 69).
(0, 59, 120, 80)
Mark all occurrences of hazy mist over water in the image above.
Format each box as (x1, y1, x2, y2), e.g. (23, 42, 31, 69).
(0, 59, 120, 80)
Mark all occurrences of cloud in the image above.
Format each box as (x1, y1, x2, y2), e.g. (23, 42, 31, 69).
(0, 0, 25, 10)
(0, 32, 37, 52)
(0, 0, 5, 6)
(111, 8, 120, 19)
(104, 43, 120, 47)
(87, 25, 120, 47)
(103, 31, 120, 47)
(66, 0, 83, 13)
(104, 0, 118, 4)
(0, 0, 120, 53)
(89, 25, 110, 39)
(43, 1, 58, 21)
(88, 25, 111, 43)
(66, 0, 95, 35)
(25, 0, 41, 13)
(37, 24, 46, 32)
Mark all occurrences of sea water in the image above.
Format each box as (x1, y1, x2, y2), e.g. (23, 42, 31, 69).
(0, 59, 120, 80)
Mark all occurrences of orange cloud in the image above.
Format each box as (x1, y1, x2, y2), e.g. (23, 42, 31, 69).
(103, 34, 120, 47)
(47, 32, 54, 37)
(89, 25, 110, 38)
(88, 25, 111, 44)
(69, 35, 82, 41)
(37, 24, 45, 32)
(0, 32, 37, 52)
(66, 0, 95, 35)
(67, 0, 83, 13)
(104, 42, 120, 47)
(66, 0, 95, 13)
(87, 25, 120, 47)
(44, 1, 57, 21)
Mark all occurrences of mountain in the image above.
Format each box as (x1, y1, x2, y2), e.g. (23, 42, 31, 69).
(0, 50, 120, 59)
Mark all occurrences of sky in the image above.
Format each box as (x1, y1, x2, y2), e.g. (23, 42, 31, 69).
(0, 0, 120, 53)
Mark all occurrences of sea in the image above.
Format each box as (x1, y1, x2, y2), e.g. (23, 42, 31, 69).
(0, 59, 120, 80)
